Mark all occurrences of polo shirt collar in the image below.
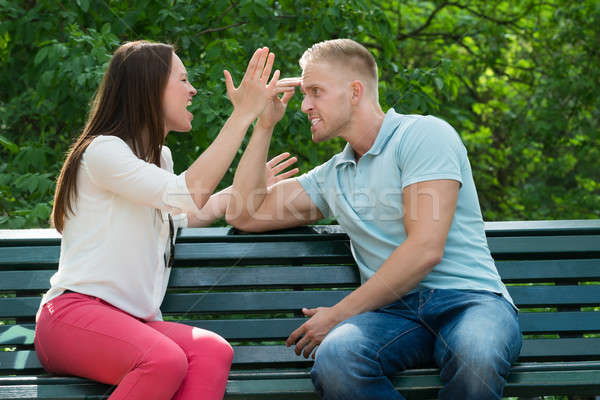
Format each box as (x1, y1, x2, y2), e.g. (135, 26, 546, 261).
(335, 108, 403, 167)
(366, 108, 403, 156)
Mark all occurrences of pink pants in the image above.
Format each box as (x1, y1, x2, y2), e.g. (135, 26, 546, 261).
(34, 291, 233, 400)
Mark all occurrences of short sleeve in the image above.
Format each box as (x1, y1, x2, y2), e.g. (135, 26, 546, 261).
(296, 161, 334, 219)
(397, 116, 464, 189)
(83, 136, 199, 214)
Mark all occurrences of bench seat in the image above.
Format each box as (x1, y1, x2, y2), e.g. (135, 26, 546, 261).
(1, 220, 599, 399)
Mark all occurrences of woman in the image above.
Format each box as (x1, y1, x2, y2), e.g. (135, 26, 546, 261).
(34, 41, 296, 400)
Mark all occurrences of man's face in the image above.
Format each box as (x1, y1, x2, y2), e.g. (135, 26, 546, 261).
(300, 61, 353, 143)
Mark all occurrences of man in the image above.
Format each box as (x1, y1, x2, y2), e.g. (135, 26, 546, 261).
(225, 39, 522, 400)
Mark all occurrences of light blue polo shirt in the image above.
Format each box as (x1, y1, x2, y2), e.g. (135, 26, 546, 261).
(297, 108, 514, 306)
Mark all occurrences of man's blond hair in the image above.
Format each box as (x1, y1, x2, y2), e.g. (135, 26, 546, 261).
(299, 39, 379, 101)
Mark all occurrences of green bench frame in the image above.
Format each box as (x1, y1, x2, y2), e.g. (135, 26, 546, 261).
(1, 219, 600, 399)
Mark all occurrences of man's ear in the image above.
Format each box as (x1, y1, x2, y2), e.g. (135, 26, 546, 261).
(350, 80, 364, 105)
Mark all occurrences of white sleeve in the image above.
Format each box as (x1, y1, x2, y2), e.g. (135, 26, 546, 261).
(82, 136, 199, 215)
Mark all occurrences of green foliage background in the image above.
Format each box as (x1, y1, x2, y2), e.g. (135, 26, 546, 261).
(1, 0, 599, 228)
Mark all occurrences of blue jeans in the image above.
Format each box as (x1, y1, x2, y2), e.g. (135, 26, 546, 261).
(310, 289, 522, 400)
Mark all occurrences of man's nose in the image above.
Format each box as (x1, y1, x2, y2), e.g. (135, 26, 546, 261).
(301, 96, 312, 114)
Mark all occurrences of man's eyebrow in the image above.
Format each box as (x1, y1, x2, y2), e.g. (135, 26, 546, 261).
(300, 83, 316, 94)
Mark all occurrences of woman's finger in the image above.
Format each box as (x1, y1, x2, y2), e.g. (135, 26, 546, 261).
(223, 70, 235, 95)
(253, 47, 269, 81)
(260, 52, 275, 82)
(243, 48, 263, 82)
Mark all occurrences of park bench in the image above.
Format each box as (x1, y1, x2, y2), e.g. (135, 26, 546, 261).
(1, 219, 599, 399)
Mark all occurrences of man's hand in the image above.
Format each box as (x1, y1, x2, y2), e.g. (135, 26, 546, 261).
(265, 152, 298, 187)
(256, 88, 296, 130)
(286, 306, 343, 359)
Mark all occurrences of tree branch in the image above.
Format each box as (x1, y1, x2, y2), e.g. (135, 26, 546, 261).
(398, 1, 454, 40)
(197, 22, 246, 35)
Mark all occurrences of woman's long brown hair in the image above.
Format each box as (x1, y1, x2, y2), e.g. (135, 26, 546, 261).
(52, 41, 174, 232)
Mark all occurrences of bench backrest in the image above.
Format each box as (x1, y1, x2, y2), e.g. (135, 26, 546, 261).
(1, 220, 600, 374)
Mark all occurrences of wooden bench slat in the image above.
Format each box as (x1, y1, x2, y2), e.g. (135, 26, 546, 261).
(508, 285, 600, 307)
(3, 220, 599, 244)
(484, 219, 600, 236)
(487, 235, 600, 256)
(4, 259, 599, 292)
(2, 284, 599, 318)
(497, 259, 600, 281)
(0, 247, 59, 268)
(0, 383, 113, 399)
(518, 311, 600, 333)
(3, 337, 600, 374)
(2, 310, 600, 346)
(2, 368, 599, 399)
(1, 292, 355, 318)
(2, 233, 599, 268)
(174, 241, 354, 265)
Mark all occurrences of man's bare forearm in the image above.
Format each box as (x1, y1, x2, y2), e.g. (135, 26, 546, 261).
(226, 125, 274, 226)
(187, 186, 233, 227)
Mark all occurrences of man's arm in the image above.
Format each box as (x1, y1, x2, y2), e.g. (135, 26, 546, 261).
(287, 179, 460, 358)
(226, 86, 323, 232)
(187, 153, 299, 227)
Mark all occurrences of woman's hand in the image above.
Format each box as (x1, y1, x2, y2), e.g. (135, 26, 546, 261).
(265, 152, 299, 187)
(223, 47, 281, 120)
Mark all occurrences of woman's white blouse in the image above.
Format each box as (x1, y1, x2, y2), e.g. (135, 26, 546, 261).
(37, 135, 198, 322)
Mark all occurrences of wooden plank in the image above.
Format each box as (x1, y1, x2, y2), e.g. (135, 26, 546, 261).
(3, 260, 600, 292)
(487, 235, 600, 256)
(3, 338, 600, 374)
(174, 240, 354, 265)
(0, 383, 113, 399)
(0, 325, 35, 346)
(0, 265, 355, 291)
(168, 266, 359, 288)
(3, 284, 599, 318)
(518, 311, 600, 333)
(498, 259, 600, 281)
(0, 247, 59, 268)
(3, 234, 599, 269)
(1, 369, 599, 399)
(484, 219, 600, 236)
(3, 311, 599, 346)
(507, 285, 600, 307)
(520, 338, 600, 359)
(2, 219, 600, 243)
(160, 291, 351, 314)
(0, 271, 54, 291)
(502, 369, 600, 396)
(0, 291, 352, 318)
